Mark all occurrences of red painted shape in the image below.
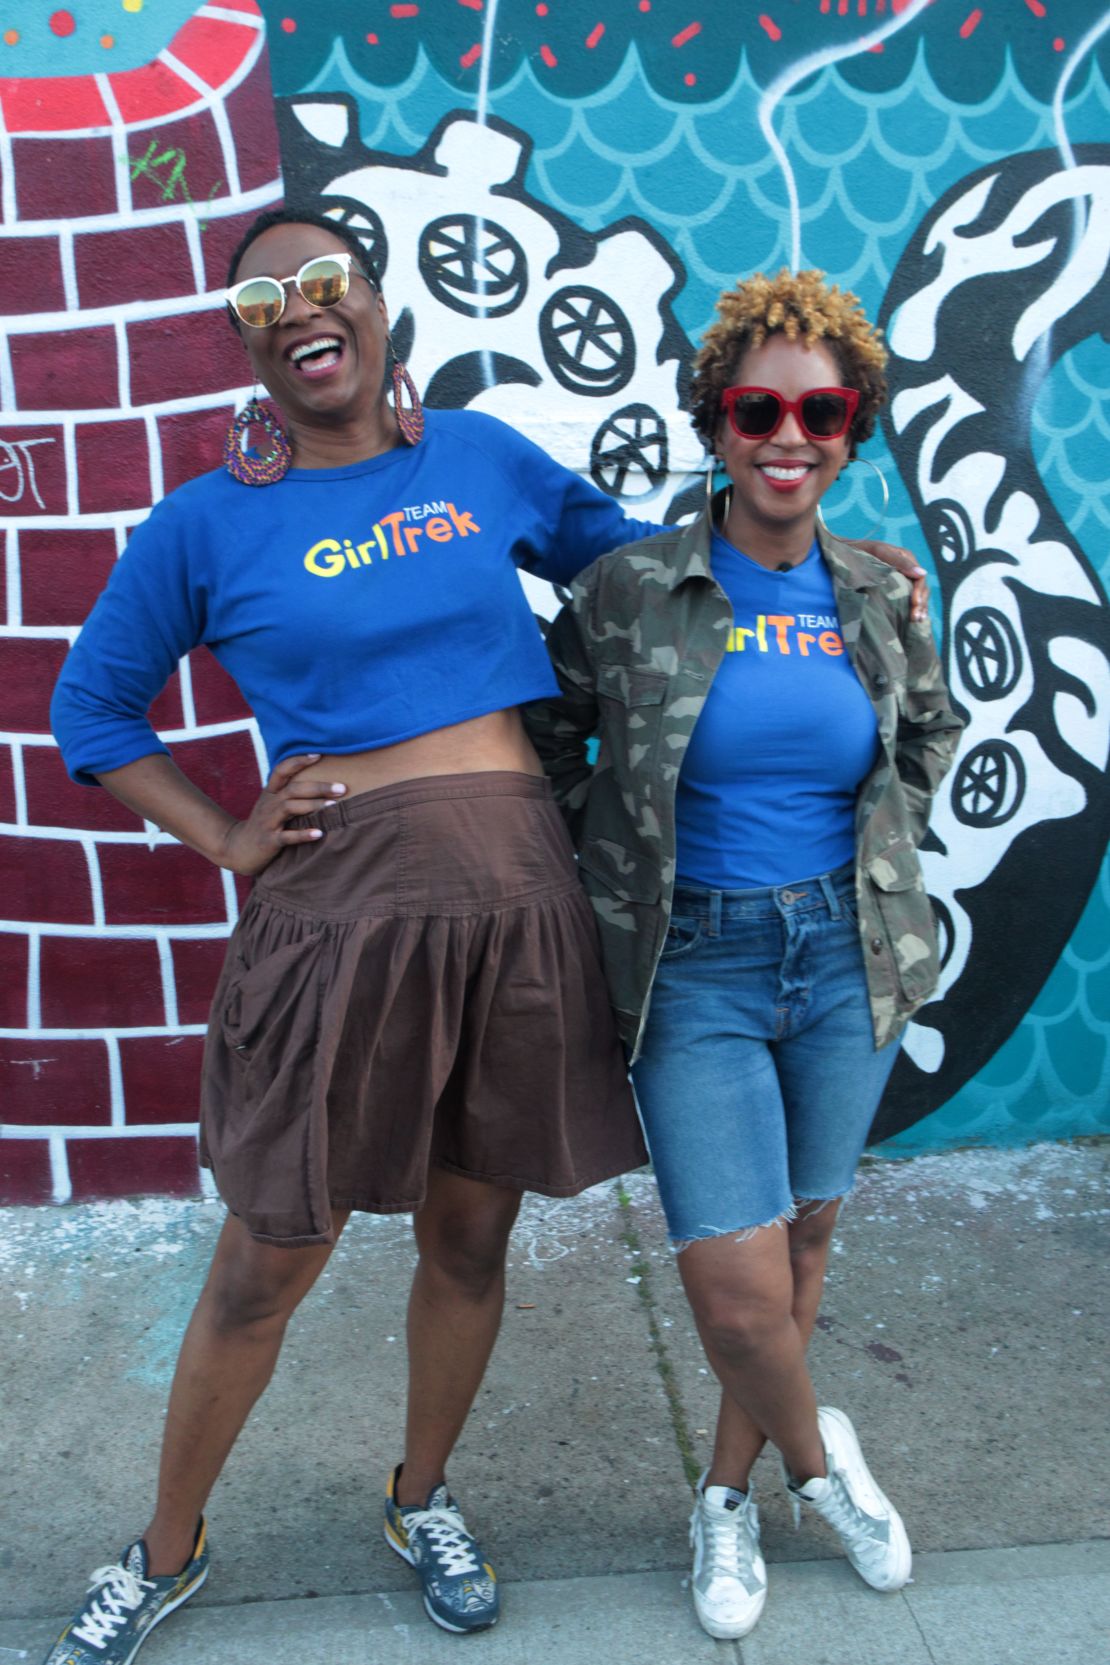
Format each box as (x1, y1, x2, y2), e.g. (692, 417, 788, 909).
(460, 44, 482, 67)
(0, 1140, 53, 1206)
(148, 669, 186, 733)
(224, 59, 282, 190)
(281, 16, 297, 32)
(960, 8, 982, 37)
(10, 327, 119, 414)
(168, 9, 262, 93)
(671, 21, 702, 47)
(0, 836, 94, 925)
(200, 206, 265, 291)
(587, 23, 606, 48)
(23, 746, 142, 834)
(158, 407, 237, 497)
(0, 235, 65, 317)
(839, 0, 849, 14)
(189, 646, 252, 725)
(540, 43, 558, 66)
(12, 133, 117, 218)
(109, 58, 206, 124)
(2, 1039, 113, 1126)
(128, 310, 247, 406)
(98, 842, 227, 928)
(170, 729, 264, 824)
(77, 420, 151, 515)
(0, 424, 68, 518)
(126, 109, 227, 214)
(172, 936, 232, 1025)
(49, 11, 76, 38)
(68, 1135, 202, 1201)
(0, 75, 109, 132)
(1025, 0, 1046, 15)
(39, 936, 165, 1028)
(0, 934, 28, 1026)
(391, 3, 420, 14)
(759, 14, 783, 41)
(1053, 36, 1065, 49)
(0, 638, 69, 733)
(75, 221, 195, 309)
(685, 72, 696, 85)
(120, 1036, 205, 1125)
(0, 748, 14, 823)
(458, 0, 484, 9)
(19, 529, 118, 630)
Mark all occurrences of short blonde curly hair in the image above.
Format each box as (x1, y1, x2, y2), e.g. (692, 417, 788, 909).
(689, 268, 887, 456)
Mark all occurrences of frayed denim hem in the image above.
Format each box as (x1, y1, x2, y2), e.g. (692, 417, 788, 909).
(671, 1189, 850, 1254)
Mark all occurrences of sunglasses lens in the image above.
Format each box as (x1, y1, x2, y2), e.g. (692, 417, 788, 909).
(233, 278, 285, 327)
(801, 393, 850, 437)
(730, 392, 781, 436)
(299, 257, 349, 308)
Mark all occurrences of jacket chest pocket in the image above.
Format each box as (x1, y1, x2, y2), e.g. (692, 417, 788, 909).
(597, 663, 668, 770)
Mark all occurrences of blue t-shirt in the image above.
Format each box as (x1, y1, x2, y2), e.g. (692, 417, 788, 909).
(51, 409, 657, 785)
(674, 534, 880, 889)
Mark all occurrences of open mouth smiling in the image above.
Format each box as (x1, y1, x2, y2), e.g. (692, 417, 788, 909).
(287, 336, 345, 376)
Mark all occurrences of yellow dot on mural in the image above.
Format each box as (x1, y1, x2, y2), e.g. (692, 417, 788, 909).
(3, 28, 19, 44)
(101, 33, 115, 47)
(122, 0, 144, 13)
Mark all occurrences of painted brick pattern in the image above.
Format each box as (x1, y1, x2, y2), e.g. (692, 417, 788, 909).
(0, 1, 281, 1204)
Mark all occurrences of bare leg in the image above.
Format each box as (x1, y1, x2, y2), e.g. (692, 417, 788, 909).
(704, 1201, 841, 1489)
(397, 1169, 522, 1506)
(142, 1208, 349, 1574)
(682, 1201, 842, 1493)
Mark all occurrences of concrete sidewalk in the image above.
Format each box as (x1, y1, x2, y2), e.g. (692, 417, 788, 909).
(2, 1142, 1107, 1663)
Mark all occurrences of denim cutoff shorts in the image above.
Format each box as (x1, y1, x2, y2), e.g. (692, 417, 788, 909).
(630, 864, 900, 1248)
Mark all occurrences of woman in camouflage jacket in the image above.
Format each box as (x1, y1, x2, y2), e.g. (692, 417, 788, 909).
(526, 271, 962, 1641)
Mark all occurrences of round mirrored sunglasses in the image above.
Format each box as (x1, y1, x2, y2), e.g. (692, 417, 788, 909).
(226, 251, 369, 329)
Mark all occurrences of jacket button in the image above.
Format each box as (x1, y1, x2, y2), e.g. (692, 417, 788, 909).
(870, 937, 883, 955)
(875, 673, 889, 688)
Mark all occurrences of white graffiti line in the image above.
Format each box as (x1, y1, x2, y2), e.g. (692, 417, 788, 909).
(0, 438, 55, 510)
(0, 177, 280, 241)
(1052, 7, 1110, 173)
(756, 0, 932, 273)
(474, 0, 502, 391)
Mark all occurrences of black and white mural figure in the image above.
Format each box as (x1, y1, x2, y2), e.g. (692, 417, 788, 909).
(876, 146, 1110, 1138)
(278, 106, 1110, 1142)
(278, 99, 702, 617)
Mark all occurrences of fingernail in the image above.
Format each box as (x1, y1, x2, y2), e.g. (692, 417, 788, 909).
(308, 828, 324, 839)
(911, 566, 926, 576)
(324, 799, 336, 807)
(329, 783, 347, 794)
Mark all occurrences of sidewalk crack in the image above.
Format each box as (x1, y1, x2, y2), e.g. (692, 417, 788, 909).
(616, 1183, 701, 1488)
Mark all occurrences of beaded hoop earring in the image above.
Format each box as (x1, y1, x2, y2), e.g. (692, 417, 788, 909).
(390, 342, 425, 446)
(815, 456, 889, 543)
(224, 396, 292, 487)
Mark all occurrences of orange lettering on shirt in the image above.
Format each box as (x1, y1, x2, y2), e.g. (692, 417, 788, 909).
(767, 614, 795, 653)
(380, 510, 406, 555)
(797, 632, 816, 657)
(404, 524, 422, 554)
(425, 517, 452, 543)
(447, 502, 480, 536)
(818, 631, 844, 656)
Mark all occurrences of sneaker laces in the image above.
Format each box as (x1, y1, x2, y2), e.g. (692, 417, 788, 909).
(813, 1469, 885, 1556)
(71, 1564, 155, 1649)
(696, 1496, 760, 1583)
(405, 1503, 481, 1577)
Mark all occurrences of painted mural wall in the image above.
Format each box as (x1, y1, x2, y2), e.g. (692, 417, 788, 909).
(1, 0, 1107, 1205)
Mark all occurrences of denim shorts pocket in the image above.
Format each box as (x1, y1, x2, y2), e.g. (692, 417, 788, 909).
(658, 913, 704, 960)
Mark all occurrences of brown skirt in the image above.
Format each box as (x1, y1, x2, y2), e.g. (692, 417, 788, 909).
(199, 771, 646, 1246)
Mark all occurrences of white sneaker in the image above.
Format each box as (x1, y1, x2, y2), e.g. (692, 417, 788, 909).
(689, 1473, 768, 1639)
(788, 1406, 912, 1590)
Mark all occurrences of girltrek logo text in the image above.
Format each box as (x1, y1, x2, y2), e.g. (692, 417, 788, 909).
(725, 613, 844, 657)
(302, 499, 481, 577)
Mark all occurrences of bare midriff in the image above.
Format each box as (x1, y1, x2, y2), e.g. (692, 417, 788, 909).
(314, 707, 544, 797)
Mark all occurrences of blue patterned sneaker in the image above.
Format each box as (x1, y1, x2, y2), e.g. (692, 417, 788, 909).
(41, 1521, 208, 1665)
(384, 1466, 499, 1633)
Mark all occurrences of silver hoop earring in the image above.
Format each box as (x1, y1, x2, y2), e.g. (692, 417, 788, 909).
(705, 459, 731, 530)
(815, 456, 889, 543)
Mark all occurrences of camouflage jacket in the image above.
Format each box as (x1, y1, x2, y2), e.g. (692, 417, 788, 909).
(524, 500, 963, 1061)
